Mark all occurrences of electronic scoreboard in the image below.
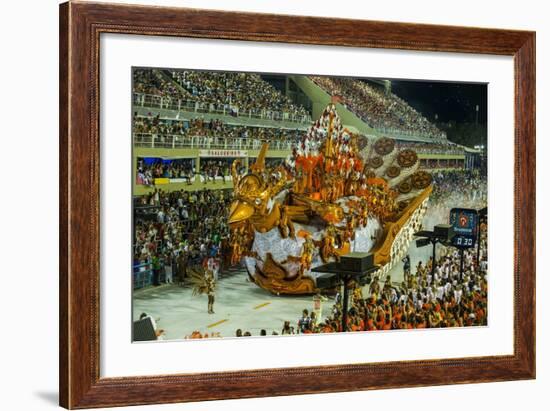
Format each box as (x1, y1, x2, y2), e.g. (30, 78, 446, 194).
(449, 208, 479, 249)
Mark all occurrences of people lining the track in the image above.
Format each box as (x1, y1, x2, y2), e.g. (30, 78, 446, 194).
(133, 188, 233, 288)
(284, 239, 487, 334)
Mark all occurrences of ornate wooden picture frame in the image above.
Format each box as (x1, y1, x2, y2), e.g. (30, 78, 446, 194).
(59, 1, 535, 408)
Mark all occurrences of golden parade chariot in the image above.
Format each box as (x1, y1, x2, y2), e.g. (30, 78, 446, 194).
(228, 104, 432, 295)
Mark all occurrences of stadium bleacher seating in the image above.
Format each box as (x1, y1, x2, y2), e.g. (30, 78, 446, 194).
(132, 69, 466, 191)
(309, 76, 446, 140)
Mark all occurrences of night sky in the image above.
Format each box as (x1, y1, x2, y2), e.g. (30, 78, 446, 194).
(387, 80, 488, 126)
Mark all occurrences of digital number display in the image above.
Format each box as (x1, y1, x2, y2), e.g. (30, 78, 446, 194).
(449, 208, 479, 249)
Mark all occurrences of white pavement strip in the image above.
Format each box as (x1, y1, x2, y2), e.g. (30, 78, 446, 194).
(133, 270, 315, 339)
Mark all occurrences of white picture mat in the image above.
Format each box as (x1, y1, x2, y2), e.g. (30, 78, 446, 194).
(100, 33, 514, 378)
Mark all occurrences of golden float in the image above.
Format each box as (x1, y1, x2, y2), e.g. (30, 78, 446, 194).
(228, 104, 432, 295)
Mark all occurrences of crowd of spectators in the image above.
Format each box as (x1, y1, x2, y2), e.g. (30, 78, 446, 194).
(288, 238, 486, 334)
(170, 70, 310, 121)
(421, 159, 464, 170)
(134, 114, 302, 149)
(427, 169, 487, 225)
(136, 158, 195, 186)
(310, 76, 446, 139)
(133, 69, 191, 101)
(185, 328, 271, 339)
(136, 157, 250, 186)
(188, 234, 487, 338)
(396, 140, 464, 155)
(198, 159, 231, 183)
(134, 114, 303, 141)
(134, 69, 451, 142)
(133, 188, 233, 286)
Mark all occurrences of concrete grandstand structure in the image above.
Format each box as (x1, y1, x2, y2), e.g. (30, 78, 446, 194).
(133, 70, 469, 196)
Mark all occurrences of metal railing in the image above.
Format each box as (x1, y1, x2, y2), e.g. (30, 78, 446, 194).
(395, 144, 465, 155)
(414, 148, 464, 155)
(133, 133, 295, 151)
(375, 126, 447, 141)
(133, 261, 153, 289)
(133, 92, 312, 124)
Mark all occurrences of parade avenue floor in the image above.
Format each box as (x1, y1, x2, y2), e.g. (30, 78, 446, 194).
(133, 244, 432, 340)
(133, 270, 315, 340)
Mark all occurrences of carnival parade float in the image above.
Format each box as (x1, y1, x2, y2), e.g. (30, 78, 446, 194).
(228, 104, 433, 295)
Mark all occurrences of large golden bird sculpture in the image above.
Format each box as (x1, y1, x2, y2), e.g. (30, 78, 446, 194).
(228, 104, 432, 295)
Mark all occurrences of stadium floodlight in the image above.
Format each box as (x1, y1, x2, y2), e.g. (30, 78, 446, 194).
(416, 238, 431, 248)
(313, 253, 379, 332)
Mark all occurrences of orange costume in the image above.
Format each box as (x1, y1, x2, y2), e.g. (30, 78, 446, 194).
(295, 154, 322, 193)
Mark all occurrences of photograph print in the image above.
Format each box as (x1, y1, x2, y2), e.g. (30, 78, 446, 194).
(132, 68, 488, 341)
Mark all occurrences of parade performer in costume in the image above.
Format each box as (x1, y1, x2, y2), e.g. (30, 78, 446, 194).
(206, 271, 216, 314)
(299, 233, 316, 274)
(188, 266, 217, 314)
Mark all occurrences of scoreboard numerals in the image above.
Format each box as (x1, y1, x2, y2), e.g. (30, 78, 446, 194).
(449, 208, 479, 249)
(454, 236, 473, 247)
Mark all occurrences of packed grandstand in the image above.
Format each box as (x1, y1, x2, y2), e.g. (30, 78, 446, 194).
(132, 68, 487, 339)
(133, 69, 472, 187)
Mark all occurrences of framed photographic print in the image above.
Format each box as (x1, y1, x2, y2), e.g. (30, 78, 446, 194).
(59, 1, 535, 409)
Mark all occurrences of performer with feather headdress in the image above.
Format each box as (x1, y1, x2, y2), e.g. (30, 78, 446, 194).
(188, 266, 217, 314)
